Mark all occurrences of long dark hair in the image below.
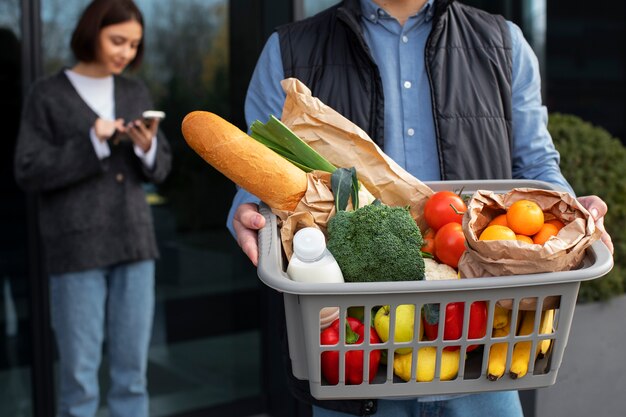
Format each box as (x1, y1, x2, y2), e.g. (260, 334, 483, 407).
(70, 0, 145, 69)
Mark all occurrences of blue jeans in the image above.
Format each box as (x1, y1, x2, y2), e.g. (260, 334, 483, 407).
(313, 391, 524, 417)
(50, 260, 155, 417)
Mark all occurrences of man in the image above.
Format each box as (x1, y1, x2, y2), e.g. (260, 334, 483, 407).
(228, 0, 612, 415)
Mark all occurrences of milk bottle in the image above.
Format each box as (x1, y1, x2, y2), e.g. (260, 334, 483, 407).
(287, 227, 343, 329)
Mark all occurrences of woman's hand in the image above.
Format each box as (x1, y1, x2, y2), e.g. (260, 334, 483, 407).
(232, 203, 266, 266)
(94, 118, 126, 142)
(126, 118, 160, 153)
(577, 195, 613, 254)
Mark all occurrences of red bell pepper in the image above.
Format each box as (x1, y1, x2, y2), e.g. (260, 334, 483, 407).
(422, 301, 487, 352)
(320, 316, 381, 385)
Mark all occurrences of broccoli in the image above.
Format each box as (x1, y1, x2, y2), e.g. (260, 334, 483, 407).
(326, 203, 425, 282)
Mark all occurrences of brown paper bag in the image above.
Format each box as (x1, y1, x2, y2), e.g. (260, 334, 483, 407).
(271, 78, 435, 259)
(272, 171, 373, 259)
(458, 187, 602, 279)
(279, 78, 433, 231)
(458, 188, 602, 310)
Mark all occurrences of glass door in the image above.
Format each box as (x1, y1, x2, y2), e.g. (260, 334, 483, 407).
(36, 0, 264, 415)
(0, 1, 34, 416)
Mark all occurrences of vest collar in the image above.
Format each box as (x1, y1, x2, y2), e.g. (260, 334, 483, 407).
(344, 0, 437, 24)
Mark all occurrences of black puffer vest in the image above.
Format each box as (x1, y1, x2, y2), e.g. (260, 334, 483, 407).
(276, 1, 513, 414)
(278, 0, 513, 181)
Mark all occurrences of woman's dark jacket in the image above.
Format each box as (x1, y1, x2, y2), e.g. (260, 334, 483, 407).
(14, 70, 172, 274)
(275, 0, 512, 414)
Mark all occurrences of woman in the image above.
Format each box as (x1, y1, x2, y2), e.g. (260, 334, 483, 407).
(14, 1, 171, 416)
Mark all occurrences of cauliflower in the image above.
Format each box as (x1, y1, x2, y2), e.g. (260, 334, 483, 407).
(424, 258, 459, 281)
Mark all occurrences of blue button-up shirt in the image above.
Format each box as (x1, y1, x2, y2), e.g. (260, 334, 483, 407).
(228, 0, 572, 234)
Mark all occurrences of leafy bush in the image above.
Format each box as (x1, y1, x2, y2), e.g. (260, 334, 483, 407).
(548, 113, 626, 303)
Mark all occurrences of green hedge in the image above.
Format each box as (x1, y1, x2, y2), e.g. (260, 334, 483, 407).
(548, 113, 626, 303)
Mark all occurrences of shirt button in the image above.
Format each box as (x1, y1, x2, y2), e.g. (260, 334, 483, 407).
(370, 14, 376, 20)
(407, 128, 415, 136)
(402, 35, 409, 43)
(115, 173, 124, 183)
(404, 81, 412, 89)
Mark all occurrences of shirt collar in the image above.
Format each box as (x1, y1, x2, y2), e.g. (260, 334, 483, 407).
(360, 0, 435, 24)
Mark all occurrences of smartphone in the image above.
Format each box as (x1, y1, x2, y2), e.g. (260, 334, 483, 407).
(142, 110, 166, 127)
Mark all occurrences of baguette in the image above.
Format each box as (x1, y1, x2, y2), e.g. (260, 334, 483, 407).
(181, 111, 307, 211)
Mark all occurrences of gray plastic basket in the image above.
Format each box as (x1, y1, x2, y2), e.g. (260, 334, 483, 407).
(257, 180, 613, 400)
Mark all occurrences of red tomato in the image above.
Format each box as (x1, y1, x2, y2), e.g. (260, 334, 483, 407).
(421, 228, 436, 256)
(434, 222, 466, 269)
(424, 191, 467, 231)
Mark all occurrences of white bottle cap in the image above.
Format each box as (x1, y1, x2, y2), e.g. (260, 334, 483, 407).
(293, 227, 326, 262)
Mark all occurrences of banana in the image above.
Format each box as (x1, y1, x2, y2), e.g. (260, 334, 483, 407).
(487, 326, 510, 381)
(393, 347, 460, 382)
(538, 309, 555, 358)
(509, 310, 536, 379)
(493, 304, 511, 329)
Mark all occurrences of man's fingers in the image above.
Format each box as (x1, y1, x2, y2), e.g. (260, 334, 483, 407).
(578, 195, 608, 219)
(237, 204, 266, 230)
(600, 233, 614, 254)
(595, 216, 614, 254)
(578, 196, 614, 254)
(236, 226, 260, 266)
(233, 203, 265, 265)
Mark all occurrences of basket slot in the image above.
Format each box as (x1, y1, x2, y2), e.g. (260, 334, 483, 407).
(462, 348, 484, 380)
(385, 348, 394, 383)
(507, 298, 543, 378)
(457, 334, 467, 379)
(413, 305, 423, 351)
(533, 296, 560, 375)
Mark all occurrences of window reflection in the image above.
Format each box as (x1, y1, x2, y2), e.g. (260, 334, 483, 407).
(0, 3, 20, 34)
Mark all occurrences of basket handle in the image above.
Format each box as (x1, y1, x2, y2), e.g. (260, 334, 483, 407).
(584, 240, 614, 281)
(257, 204, 291, 292)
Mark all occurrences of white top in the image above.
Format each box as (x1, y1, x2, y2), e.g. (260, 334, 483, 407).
(65, 69, 157, 169)
(65, 69, 115, 119)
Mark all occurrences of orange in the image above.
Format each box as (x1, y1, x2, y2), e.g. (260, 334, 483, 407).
(488, 213, 509, 227)
(532, 223, 559, 245)
(545, 218, 565, 231)
(479, 225, 517, 241)
(516, 234, 534, 244)
(506, 200, 544, 236)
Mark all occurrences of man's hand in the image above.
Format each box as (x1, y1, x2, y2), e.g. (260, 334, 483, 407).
(233, 203, 266, 266)
(577, 195, 613, 254)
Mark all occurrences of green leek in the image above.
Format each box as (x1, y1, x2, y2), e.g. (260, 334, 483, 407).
(250, 116, 336, 173)
(250, 115, 362, 208)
